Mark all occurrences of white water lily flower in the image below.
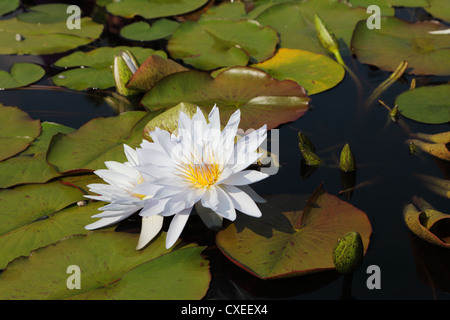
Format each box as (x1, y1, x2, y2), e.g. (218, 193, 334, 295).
(84, 144, 163, 250)
(134, 106, 269, 249)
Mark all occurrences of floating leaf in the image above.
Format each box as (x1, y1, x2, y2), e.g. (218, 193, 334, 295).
(141, 66, 310, 131)
(0, 201, 104, 270)
(351, 17, 450, 76)
(127, 55, 189, 91)
(404, 197, 450, 248)
(52, 46, 166, 91)
(407, 138, 450, 162)
(395, 84, 450, 124)
(17, 4, 71, 23)
(424, 0, 450, 22)
(0, 122, 75, 188)
(0, 63, 45, 90)
(106, 0, 210, 19)
(0, 0, 19, 16)
(348, 0, 395, 15)
(0, 105, 41, 162)
(143, 102, 199, 141)
(256, 1, 367, 55)
(120, 19, 180, 42)
(0, 17, 103, 55)
(167, 18, 279, 70)
(215, 185, 372, 279)
(0, 232, 210, 300)
(252, 48, 345, 95)
(386, 0, 429, 6)
(46, 111, 156, 173)
(0, 181, 84, 238)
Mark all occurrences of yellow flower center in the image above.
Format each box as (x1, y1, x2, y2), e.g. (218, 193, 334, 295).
(131, 175, 147, 199)
(181, 162, 221, 188)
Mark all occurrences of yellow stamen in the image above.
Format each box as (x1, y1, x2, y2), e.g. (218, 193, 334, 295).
(181, 162, 221, 188)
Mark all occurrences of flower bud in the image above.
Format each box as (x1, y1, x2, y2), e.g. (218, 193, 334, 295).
(332, 231, 364, 274)
(113, 50, 139, 96)
(298, 132, 322, 166)
(314, 14, 340, 57)
(339, 143, 355, 172)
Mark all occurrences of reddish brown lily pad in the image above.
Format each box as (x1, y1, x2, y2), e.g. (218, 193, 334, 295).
(215, 184, 372, 279)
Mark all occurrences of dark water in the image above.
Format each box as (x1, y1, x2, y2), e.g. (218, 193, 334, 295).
(0, 3, 449, 300)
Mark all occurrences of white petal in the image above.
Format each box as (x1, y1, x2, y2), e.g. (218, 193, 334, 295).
(136, 215, 164, 250)
(85, 215, 128, 230)
(91, 207, 138, 218)
(221, 170, 268, 186)
(195, 202, 223, 230)
(123, 144, 139, 166)
(104, 161, 141, 181)
(165, 207, 192, 248)
(201, 186, 219, 211)
(214, 186, 236, 221)
(139, 197, 170, 217)
(222, 185, 262, 217)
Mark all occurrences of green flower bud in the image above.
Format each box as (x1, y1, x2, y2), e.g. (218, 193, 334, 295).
(113, 50, 139, 96)
(298, 132, 322, 166)
(314, 14, 343, 64)
(339, 143, 355, 172)
(332, 231, 364, 274)
(298, 132, 316, 152)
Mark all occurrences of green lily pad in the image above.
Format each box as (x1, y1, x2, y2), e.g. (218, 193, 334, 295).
(424, 0, 450, 22)
(127, 55, 189, 91)
(0, 17, 103, 55)
(0, 0, 19, 16)
(252, 48, 345, 95)
(395, 84, 450, 124)
(141, 66, 310, 130)
(167, 18, 279, 70)
(17, 4, 72, 23)
(256, 0, 367, 56)
(0, 122, 75, 188)
(142, 102, 199, 141)
(351, 17, 450, 76)
(0, 105, 41, 162)
(46, 111, 157, 173)
(348, 0, 395, 15)
(0, 231, 210, 300)
(0, 201, 104, 270)
(106, 0, 210, 19)
(0, 180, 85, 238)
(52, 46, 167, 91)
(120, 19, 180, 42)
(216, 184, 372, 279)
(0, 63, 45, 90)
(387, 0, 429, 6)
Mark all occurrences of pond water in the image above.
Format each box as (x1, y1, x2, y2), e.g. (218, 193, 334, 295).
(0, 1, 449, 300)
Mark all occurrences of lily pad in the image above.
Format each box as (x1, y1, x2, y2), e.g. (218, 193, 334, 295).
(395, 84, 450, 124)
(52, 46, 167, 91)
(0, 63, 45, 90)
(0, 0, 19, 16)
(404, 197, 450, 248)
(0, 122, 75, 188)
(140, 66, 310, 130)
(215, 185, 372, 279)
(0, 181, 85, 238)
(347, 0, 395, 15)
(17, 4, 72, 23)
(127, 55, 189, 91)
(351, 17, 450, 76)
(424, 0, 450, 22)
(0, 105, 41, 162)
(0, 17, 103, 55)
(167, 18, 279, 70)
(0, 201, 104, 270)
(120, 19, 180, 42)
(251, 48, 345, 95)
(46, 111, 157, 173)
(106, 0, 210, 19)
(256, 0, 367, 56)
(0, 231, 210, 300)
